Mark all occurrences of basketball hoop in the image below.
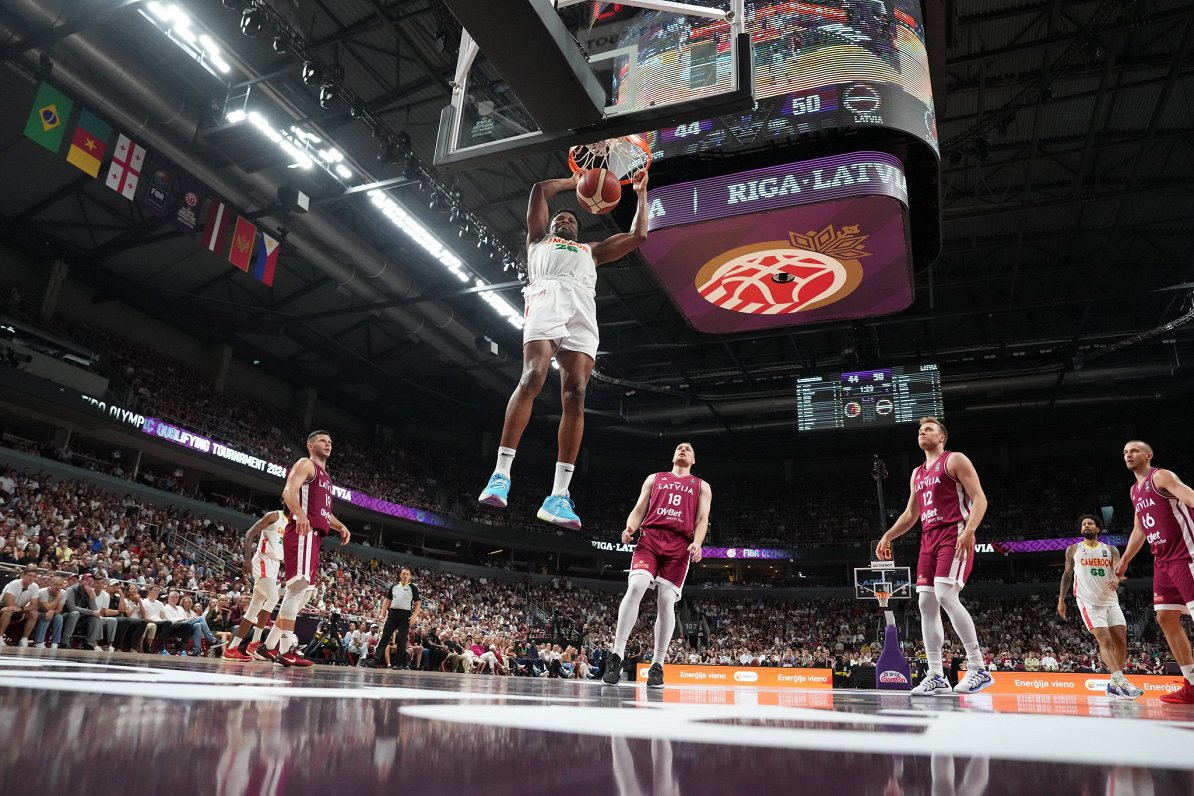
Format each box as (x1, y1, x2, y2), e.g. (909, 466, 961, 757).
(567, 134, 652, 185)
(874, 590, 892, 609)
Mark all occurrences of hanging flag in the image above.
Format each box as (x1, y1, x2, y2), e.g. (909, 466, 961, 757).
(104, 134, 146, 200)
(228, 215, 257, 272)
(250, 231, 280, 287)
(65, 109, 111, 177)
(201, 198, 232, 253)
(173, 176, 206, 233)
(23, 82, 74, 153)
(142, 161, 174, 213)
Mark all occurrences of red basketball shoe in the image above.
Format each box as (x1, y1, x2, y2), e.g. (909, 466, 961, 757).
(248, 641, 265, 661)
(277, 649, 314, 668)
(257, 644, 279, 663)
(1160, 682, 1194, 704)
(222, 646, 252, 662)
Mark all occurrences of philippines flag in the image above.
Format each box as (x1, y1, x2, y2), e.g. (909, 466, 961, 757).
(251, 231, 279, 287)
(201, 199, 231, 254)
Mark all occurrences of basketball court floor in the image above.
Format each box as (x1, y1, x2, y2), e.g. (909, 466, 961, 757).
(2, 650, 1191, 795)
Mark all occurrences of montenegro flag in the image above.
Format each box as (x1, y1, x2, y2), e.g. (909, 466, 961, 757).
(65, 110, 112, 178)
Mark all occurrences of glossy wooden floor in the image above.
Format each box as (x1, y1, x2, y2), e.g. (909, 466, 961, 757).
(1, 649, 1191, 795)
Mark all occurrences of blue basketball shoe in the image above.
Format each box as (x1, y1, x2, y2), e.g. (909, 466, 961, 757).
(910, 673, 953, 696)
(537, 493, 582, 530)
(1107, 680, 1144, 700)
(478, 473, 511, 508)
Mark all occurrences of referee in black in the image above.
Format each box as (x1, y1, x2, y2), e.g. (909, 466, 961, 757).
(371, 567, 421, 669)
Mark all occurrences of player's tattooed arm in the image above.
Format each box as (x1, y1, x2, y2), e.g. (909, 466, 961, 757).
(1058, 543, 1076, 619)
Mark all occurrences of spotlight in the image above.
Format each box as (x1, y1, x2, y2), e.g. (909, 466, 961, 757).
(449, 205, 461, 223)
(301, 61, 322, 85)
(240, 8, 263, 37)
(349, 106, 364, 119)
(429, 193, 440, 211)
(476, 235, 486, 249)
(272, 36, 287, 54)
(370, 124, 384, 140)
(319, 84, 338, 109)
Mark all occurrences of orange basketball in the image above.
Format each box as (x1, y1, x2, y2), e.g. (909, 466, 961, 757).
(575, 168, 622, 215)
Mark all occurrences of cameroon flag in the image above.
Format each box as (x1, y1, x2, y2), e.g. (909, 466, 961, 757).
(23, 82, 74, 153)
(65, 110, 111, 177)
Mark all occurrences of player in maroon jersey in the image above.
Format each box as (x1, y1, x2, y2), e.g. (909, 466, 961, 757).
(876, 417, 993, 695)
(603, 442, 712, 688)
(261, 430, 351, 667)
(1115, 440, 1194, 704)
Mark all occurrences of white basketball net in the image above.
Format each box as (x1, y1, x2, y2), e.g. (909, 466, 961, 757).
(568, 135, 651, 183)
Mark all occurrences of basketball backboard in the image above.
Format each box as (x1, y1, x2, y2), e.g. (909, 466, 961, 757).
(434, 0, 754, 172)
(853, 566, 912, 602)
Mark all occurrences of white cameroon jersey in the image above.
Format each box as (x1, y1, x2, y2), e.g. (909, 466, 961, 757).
(1073, 540, 1119, 606)
(256, 513, 287, 562)
(526, 236, 597, 293)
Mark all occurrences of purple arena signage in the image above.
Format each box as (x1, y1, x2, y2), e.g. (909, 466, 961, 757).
(701, 547, 791, 560)
(639, 152, 915, 333)
(141, 417, 446, 528)
(980, 535, 1128, 555)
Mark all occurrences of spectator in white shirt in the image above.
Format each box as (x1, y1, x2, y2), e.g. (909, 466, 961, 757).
(0, 566, 41, 646)
(35, 576, 67, 648)
(345, 622, 367, 666)
(159, 590, 192, 655)
(140, 586, 175, 654)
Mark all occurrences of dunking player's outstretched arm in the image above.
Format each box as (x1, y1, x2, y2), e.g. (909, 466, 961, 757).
(1058, 543, 1077, 619)
(1115, 514, 1146, 578)
(875, 473, 919, 560)
(242, 510, 281, 576)
(689, 481, 712, 563)
(592, 170, 650, 266)
(527, 173, 582, 246)
(948, 453, 988, 559)
(282, 458, 316, 535)
(621, 474, 656, 544)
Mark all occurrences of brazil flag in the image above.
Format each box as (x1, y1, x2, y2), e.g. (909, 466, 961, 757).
(23, 82, 74, 153)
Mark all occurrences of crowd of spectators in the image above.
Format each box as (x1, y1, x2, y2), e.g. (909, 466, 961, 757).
(3, 292, 1171, 550)
(0, 463, 1181, 680)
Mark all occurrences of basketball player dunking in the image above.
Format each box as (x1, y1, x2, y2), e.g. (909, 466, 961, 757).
(223, 504, 288, 662)
(876, 417, 993, 695)
(1057, 514, 1143, 699)
(603, 442, 711, 689)
(478, 169, 650, 531)
(261, 430, 351, 668)
(1115, 440, 1194, 704)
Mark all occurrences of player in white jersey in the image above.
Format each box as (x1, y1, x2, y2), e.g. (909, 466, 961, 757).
(1057, 514, 1143, 699)
(479, 169, 650, 531)
(223, 506, 288, 662)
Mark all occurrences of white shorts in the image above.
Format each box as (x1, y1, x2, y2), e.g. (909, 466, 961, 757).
(1076, 599, 1126, 630)
(252, 553, 280, 582)
(523, 280, 598, 360)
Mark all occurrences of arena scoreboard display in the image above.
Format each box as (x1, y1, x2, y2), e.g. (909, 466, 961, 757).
(796, 363, 943, 431)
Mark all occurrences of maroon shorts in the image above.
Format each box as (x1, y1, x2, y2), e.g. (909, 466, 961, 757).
(630, 528, 691, 596)
(916, 526, 974, 591)
(1153, 558, 1194, 613)
(282, 522, 322, 587)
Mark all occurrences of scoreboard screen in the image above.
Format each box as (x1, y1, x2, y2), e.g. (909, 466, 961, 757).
(796, 363, 943, 432)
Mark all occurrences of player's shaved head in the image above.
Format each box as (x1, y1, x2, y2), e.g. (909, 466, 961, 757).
(1125, 439, 1153, 454)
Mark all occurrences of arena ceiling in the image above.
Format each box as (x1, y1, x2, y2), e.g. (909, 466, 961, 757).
(1, 0, 1193, 451)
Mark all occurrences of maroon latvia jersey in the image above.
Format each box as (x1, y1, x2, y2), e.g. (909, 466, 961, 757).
(913, 451, 971, 535)
(299, 461, 334, 533)
(1131, 467, 1194, 563)
(640, 471, 703, 540)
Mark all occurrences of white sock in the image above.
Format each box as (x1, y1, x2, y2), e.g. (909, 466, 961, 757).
(494, 447, 516, 477)
(264, 625, 284, 649)
(1111, 670, 1125, 683)
(1182, 663, 1194, 685)
(551, 462, 575, 496)
(251, 627, 263, 643)
(653, 590, 678, 663)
